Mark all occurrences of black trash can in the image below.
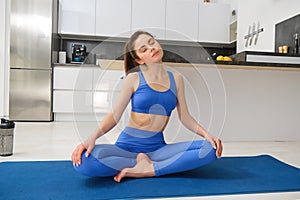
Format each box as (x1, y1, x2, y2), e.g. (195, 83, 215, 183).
(0, 118, 15, 156)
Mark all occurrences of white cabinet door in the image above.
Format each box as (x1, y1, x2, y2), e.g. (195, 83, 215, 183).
(95, 0, 131, 37)
(166, 0, 198, 41)
(93, 69, 124, 120)
(93, 69, 123, 91)
(131, 0, 166, 39)
(54, 67, 93, 90)
(198, 3, 230, 43)
(53, 91, 93, 113)
(59, 0, 96, 35)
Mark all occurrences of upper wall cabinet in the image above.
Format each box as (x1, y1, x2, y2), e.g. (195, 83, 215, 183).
(166, 0, 199, 41)
(131, 0, 166, 40)
(198, 3, 230, 43)
(58, 0, 96, 35)
(95, 0, 131, 37)
(58, 0, 230, 43)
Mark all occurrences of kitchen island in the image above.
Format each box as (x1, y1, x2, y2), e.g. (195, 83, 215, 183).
(53, 60, 300, 142)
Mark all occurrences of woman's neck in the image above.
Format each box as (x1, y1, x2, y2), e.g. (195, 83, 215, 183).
(141, 62, 166, 78)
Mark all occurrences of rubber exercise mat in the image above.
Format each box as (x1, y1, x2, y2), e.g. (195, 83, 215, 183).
(0, 155, 300, 199)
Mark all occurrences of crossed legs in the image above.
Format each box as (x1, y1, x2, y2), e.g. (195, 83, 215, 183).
(74, 140, 218, 182)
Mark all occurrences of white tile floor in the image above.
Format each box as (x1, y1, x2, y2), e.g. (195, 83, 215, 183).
(1, 122, 300, 200)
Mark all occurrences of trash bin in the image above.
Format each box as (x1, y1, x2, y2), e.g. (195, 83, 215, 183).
(0, 118, 15, 156)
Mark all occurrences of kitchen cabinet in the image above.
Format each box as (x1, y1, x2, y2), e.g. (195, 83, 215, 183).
(131, 0, 166, 40)
(166, 0, 199, 41)
(58, 0, 231, 43)
(53, 67, 93, 90)
(53, 67, 94, 114)
(58, 0, 96, 35)
(53, 66, 124, 121)
(198, 3, 230, 43)
(93, 68, 123, 91)
(95, 0, 131, 37)
(93, 68, 123, 114)
(53, 91, 93, 113)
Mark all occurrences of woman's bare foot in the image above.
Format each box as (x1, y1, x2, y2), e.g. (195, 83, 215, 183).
(136, 153, 152, 163)
(114, 154, 155, 183)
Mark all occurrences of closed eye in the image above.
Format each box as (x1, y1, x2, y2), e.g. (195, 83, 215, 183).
(139, 46, 147, 53)
(148, 38, 155, 45)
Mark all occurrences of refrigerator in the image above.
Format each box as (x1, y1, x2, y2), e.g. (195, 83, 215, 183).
(9, 0, 58, 121)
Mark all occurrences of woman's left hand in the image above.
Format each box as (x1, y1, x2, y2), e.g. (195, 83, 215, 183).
(205, 134, 223, 158)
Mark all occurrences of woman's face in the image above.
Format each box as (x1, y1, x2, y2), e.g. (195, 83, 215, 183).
(133, 34, 163, 65)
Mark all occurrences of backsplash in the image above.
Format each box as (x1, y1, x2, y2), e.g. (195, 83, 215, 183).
(275, 13, 300, 54)
(59, 35, 236, 65)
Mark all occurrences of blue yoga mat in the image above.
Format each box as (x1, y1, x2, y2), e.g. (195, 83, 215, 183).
(0, 155, 300, 199)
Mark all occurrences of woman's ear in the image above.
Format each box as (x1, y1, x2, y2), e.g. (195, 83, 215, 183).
(135, 59, 144, 65)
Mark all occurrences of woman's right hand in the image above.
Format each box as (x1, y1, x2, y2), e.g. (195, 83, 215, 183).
(71, 137, 96, 166)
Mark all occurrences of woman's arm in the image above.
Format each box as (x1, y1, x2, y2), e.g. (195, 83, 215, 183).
(72, 72, 138, 165)
(89, 72, 137, 140)
(175, 73, 222, 157)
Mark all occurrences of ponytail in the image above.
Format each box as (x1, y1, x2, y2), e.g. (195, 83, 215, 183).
(124, 43, 140, 75)
(123, 31, 154, 75)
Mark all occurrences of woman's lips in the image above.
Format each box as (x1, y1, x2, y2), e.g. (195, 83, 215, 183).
(152, 50, 159, 57)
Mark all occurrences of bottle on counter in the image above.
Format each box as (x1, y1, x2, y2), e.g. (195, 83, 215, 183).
(294, 33, 299, 54)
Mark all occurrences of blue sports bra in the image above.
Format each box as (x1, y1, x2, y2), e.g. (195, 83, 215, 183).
(131, 71, 177, 116)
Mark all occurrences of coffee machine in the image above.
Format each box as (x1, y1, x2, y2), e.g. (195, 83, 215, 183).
(71, 44, 86, 63)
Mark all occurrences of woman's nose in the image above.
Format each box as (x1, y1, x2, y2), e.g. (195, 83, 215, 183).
(149, 46, 155, 51)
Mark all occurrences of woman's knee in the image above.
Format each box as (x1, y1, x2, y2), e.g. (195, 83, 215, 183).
(73, 152, 118, 177)
(198, 140, 217, 161)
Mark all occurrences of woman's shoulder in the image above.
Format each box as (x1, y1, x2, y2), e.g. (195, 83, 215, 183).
(169, 71, 181, 78)
(168, 71, 184, 90)
(123, 72, 139, 90)
(169, 71, 183, 82)
(126, 71, 139, 80)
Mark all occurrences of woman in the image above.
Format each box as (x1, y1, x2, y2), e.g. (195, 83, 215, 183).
(72, 31, 223, 183)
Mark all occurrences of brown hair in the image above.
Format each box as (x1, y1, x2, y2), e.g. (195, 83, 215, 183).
(124, 31, 154, 75)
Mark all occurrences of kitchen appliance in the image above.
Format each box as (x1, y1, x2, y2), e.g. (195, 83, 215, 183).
(71, 44, 86, 63)
(9, 0, 58, 121)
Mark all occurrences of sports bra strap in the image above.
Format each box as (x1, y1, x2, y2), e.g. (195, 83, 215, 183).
(168, 71, 177, 95)
(138, 71, 147, 86)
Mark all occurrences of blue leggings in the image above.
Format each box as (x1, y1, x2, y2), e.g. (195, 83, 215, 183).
(74, 127, 217, 177)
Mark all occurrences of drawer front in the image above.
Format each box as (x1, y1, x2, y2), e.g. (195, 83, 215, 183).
(53, 91, 93, 113)
(54, 67, 93, 90)
(93, 69, 124, 91)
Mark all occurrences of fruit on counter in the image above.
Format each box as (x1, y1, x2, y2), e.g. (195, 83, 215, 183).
(216, 55, 232, 61)
(223, 56, 232, 61)
(216, 55, 224, 61)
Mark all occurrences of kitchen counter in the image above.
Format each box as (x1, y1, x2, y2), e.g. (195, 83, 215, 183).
(53, 63, 99, 67)
(232, 51, 300, 66)
(54, 58, 300, 71)
(53, 59, 300, 143)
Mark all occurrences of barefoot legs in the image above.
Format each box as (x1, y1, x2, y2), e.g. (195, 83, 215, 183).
(114, 153, 155, 183)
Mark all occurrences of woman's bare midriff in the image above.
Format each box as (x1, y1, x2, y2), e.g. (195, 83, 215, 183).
(127, 111, 169, 133)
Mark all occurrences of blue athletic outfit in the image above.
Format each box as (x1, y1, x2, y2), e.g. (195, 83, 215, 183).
(74, 71, 217, 177)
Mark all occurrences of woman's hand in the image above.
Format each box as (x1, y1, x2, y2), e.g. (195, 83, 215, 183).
(71, 136, 96, 166)
(205, 134, 223, 158)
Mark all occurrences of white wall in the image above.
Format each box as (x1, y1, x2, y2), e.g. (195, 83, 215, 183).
(0, 0, 10, 118)
(237, 0, 300, 53)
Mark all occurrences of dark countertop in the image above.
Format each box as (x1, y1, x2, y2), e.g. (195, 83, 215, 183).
(54, 59, 300, 71)
(234, 51, 300, 57)
(53, 63, 98, 67)
(226, 51, 300, 69)
(53, 51, 300, 70)
(214, 60, 300, 69)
